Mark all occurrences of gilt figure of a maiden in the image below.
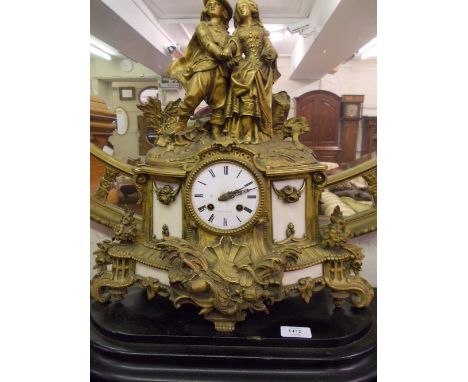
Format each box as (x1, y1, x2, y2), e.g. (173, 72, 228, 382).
(225, 0, 281, 144)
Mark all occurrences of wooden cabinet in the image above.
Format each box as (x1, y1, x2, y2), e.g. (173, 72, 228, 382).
(90, 95, 115, 193)
(90, 95, 115, 146)
(362, 116, 377, 155)
(295, 91, 366, 164)
(295, 90, 342, 162)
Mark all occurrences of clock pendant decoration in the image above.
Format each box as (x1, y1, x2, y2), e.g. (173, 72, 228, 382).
(91, 0, 374, 333)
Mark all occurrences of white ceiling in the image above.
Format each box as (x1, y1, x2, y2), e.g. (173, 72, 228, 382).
(144, 0, 314, 19)
(142, 0, 312, 55)
(91, 0, 376, 81)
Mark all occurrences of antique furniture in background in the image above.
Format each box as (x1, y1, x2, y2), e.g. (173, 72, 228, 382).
(361, 116, 377, 155)
(295, 90, 342, 162)
(340, 95, 364, 163)
(295, 92, 366, 165)
(90, 94, 115, 193)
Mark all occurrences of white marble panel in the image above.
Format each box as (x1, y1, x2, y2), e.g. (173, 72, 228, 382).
(271, 179, 307, 241)
(152, 181, 183, 239)
(135, 263, 170, 285)
(282, 264, 323, 286)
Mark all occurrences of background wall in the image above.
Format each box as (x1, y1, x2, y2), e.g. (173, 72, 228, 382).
(91, 57, 184, 162)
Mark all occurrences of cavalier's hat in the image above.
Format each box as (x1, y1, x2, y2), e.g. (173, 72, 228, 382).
(203, 0, 233, 20)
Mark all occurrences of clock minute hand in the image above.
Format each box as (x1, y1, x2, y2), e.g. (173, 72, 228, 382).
(237, 187, 256, 195)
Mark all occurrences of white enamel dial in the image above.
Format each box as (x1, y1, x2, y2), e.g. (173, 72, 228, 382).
(190, 161, 260, 231)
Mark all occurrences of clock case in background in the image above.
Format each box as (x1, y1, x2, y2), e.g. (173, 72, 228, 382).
(341, 95, 364, 163)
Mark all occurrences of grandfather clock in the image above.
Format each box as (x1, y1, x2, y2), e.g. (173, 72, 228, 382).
(340, 95, 364, 163)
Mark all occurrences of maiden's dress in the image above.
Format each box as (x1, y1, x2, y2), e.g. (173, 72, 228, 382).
(225, 23, 280, 143)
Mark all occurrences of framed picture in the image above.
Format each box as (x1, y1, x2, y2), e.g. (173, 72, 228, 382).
(119, 87, 135, 101)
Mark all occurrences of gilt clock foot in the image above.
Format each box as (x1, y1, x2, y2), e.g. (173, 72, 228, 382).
(90, 272, 134, 303)
(205, 311, 246, 333)
(330, 291, 350, 309)
(325, 275, 374, 308)
(108, 287, 129, 302)
(323, 259, 374, 309)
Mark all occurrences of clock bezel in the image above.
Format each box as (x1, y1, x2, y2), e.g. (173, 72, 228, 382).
(185, 155, 265, 235)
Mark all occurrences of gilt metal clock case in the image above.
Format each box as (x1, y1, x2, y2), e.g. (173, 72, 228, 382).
(90, 0, 375, 332)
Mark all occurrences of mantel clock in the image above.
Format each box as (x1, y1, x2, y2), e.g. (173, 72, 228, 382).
(91, 0, 374, 333)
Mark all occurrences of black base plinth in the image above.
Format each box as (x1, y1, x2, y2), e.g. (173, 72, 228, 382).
(91, 287, 376, 382)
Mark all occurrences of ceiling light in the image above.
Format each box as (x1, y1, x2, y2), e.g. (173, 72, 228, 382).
(90, 36, 119, 56)
(358, 37, 377, 59)
(90, 45, 111, 60)
(265, 24, 288, 42)
(361, 45, 377, 59)
(269, 30, 286, 42)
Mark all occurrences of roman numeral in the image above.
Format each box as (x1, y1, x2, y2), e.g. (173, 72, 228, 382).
(198, 205, 206, 212)
(244, 207, 252, 214)
(247, 195, 257, 199)
(198, 181, 207, 186)
(194, 194, 204, 198)
(236, 170, 242, 178)
(224, 166, 229, 175)
(244, 181, 253, 187)
(209, 169, 216, 178)
(223, 217, 227, 226)
(208, 214, 215, 223)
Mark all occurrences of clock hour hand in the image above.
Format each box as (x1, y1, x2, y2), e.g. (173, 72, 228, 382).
(218, 187, 255, 201)
(218, 184, 247, 201)
(218, 190, 240, 201)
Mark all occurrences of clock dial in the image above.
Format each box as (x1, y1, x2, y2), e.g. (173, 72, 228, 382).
(189, 161, 261, 232)
(345, 103, 359, 118)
